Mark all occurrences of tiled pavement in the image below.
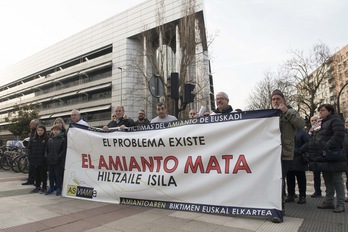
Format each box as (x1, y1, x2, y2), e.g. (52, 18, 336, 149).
(0, 170, 347, 232)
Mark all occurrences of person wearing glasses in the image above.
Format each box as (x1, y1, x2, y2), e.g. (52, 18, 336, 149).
(103, 106, 136, 131)
(188, 109, 198, 119)
(211, 92, 233, 115)
(308, 115, 323, 198)
(135, 109, 150, 126)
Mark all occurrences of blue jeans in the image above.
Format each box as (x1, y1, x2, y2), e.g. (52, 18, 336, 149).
(48, 164, 64, 190)
(322, 171, 345, 207)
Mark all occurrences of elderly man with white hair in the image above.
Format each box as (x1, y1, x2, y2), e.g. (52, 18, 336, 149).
(211, 92, 233, 115)
(70, 109, 89, 126)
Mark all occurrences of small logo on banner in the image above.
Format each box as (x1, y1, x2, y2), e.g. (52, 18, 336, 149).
(67, 185, 97, 199)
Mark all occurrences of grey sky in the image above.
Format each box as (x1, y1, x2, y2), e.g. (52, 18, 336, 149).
(1, 0, 347, 109)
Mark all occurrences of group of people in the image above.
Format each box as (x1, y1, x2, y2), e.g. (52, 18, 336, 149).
(101, 92, 234, 131)
(22, 91, 235, 194)
(284, 104, 348, 210)
(270, 89, 348, 223)
(22, 110, 87, 196)
(22, 118, 67, 196)
(20, 90, 348, 224)
(101, 103, 179, 132)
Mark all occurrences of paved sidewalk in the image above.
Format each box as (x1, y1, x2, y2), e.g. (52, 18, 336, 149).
(0, 170, 346, 232)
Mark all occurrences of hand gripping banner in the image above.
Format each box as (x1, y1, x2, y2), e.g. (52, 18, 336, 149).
(63, 109, 282, 219)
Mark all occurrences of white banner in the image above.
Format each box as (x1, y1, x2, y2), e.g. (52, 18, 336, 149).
(63, 110, 282, 219)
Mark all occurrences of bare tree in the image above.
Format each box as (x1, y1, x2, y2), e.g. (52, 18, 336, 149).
(127, 0, 212, 119)
(246, 71, 288, 110)
(281, 43, 333, 118)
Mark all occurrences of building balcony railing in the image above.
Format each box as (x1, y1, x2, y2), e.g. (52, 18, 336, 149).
(0, 53, 112, 99)
(38, 98, 112, 118)
(0, 77, 112, 111)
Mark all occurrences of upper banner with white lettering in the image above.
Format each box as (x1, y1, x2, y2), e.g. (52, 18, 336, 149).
(63, 109, 282, 219)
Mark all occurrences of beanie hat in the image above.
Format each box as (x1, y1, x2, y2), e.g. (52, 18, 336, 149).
(271, 89, 285, 99)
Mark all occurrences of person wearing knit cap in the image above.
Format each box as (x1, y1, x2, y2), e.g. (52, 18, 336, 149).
(270, 89, 306, 223)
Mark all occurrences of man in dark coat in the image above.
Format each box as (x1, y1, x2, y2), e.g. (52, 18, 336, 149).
(103, 106, 136, 131)
(285, 129, 309, 204)
(212, 92, 233, 114)
(22, 118, 40, 185)
(270, 89, 306, 223)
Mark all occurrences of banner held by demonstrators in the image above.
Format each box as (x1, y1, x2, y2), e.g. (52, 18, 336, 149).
(63, 109, 282, 220)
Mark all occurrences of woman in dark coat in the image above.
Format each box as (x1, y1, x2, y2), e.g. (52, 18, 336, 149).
(27, 124, 48, 193)
(307, 104, 347, 213)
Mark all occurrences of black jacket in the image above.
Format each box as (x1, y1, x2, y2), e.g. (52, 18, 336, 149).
(213, 105, 233, 114)
(107, 115, 136, 128)
(307, 114, 347, 172)
(28, 136, 47, 166)
(289, 129, 309, 171)
(46, 133, 67, 166)
(343, 129, 348, 172)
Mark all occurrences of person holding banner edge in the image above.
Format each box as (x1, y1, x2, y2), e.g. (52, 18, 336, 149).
(103, 106, 136, 131)
(70, 109, 89, 127)
(150, 102, 177, 123)
(211, 92, 233, 115)
(270, 89, 306, 223)
(135, 109, 150, 126)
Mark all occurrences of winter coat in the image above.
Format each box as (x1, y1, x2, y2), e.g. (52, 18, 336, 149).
(135, 118, 151, 126)
(107, 115, 136, 128)
(46, 133, 67, 166)
(28, 136, 47, 166)
(307, 114, 347, 172)
(213, 105, 233, 114)
(288, 129, 309, 171)
(343, 129, 348, 172)
(279, 108, 306, 160)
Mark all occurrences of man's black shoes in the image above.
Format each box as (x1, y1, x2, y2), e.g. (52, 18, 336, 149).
(271, 216, 283, 223)
(297, 196, 306, 204)
(22, 181, 34, 185)
(311, 192, 322, 198)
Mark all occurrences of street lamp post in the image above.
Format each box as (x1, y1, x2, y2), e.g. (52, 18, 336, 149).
(118, 67, 123, 105)
(337, 82, 348, 119)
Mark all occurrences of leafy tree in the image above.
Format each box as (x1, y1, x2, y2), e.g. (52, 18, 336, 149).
(6, 105, 40, 139)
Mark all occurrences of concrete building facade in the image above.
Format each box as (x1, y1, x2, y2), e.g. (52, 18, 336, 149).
(333, 44, 348, 117)
(0, 0, 213, 141)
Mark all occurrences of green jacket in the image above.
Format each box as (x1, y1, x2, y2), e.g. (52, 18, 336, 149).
(279, 108, 306, 160)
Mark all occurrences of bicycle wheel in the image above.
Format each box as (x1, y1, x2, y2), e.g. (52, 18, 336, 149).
(11, 155, 21, 173)
(0, 153, 11, 170)
(18, 155, 29, 174)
